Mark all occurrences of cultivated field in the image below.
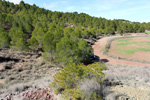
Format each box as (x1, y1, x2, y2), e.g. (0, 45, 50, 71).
(109, 37, 150, 62)
(92, 34, 150, 66)
(145, 31, 150, 34)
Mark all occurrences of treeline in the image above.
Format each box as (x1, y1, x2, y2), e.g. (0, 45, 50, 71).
(0, 0, 150, 63)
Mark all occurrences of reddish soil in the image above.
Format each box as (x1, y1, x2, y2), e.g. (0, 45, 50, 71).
(3, 88, 55, 100)
(0, 79, 4, 84)
(92, 36, 150, 66)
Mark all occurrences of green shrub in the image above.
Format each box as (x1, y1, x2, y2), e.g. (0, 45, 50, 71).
(0, 83, 4, 89)
(62, 88, 83, 100)
(50, 62, 106, 100)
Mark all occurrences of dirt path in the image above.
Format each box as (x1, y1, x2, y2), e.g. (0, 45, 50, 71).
(92, 36, 150, 67)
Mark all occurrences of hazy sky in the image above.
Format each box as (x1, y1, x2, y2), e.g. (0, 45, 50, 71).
(6, 0, 150, 22)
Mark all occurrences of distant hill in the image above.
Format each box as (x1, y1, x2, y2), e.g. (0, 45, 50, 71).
(0, 0, 150, 63)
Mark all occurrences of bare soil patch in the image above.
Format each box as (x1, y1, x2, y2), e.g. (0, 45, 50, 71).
(0, 79, 4, 84)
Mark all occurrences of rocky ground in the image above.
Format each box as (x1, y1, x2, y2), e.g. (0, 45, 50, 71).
(0, 49, 61, 100)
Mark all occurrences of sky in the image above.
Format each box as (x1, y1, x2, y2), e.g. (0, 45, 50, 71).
(6, 0, 150, 23)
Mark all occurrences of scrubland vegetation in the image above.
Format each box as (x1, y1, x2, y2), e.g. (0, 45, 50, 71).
(104, 64, 150, 100)
(1, 0, 150, 99)
(50, 63, 106, 100)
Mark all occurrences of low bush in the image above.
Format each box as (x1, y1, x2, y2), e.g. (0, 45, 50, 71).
(8, 83, 30, 93)
(0, 83, 4, 89)
(50, 62, 106, 100)
(78, 78, 102, 100)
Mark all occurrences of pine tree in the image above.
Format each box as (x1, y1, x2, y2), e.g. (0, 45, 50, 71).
(28, 37, 38, 51)
(137, 25, 145, 32)
(56, 35, 78, 64)
(0, 28, 10, 48)
(133, 23, 140, 33)
(10, 28, 28, 50)
(42, 31, 55, 60)
(117, 26, 123, 35)
(122, 23, 128, 33)
(15, 37, 28, 51)
(34, 27, 45, 44)
(104, 27, 115, 35)
(77, 39, 92, 63)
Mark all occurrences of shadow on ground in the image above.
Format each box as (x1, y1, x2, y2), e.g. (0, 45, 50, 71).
(94, 55, 109, 63)
(94, 55, 100, 61)
(100, 59, 109, 63)
(0, 57, 19, 63)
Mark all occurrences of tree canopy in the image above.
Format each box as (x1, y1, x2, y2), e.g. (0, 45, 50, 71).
(0, 0, 149, 63)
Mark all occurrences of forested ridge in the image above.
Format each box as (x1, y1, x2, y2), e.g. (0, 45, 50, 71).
(1, 1, 150, 99)
(0, 1, 150, 66)
(1, 0, 150, 63)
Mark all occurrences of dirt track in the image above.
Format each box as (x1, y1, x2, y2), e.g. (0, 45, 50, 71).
(92, 36, 150, 67)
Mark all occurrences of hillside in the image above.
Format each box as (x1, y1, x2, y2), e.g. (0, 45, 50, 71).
(1, 0, 150, 100)
(0, 1, 150, 53)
